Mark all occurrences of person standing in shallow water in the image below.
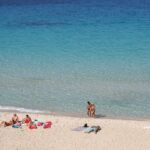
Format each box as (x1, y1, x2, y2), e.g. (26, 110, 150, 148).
(87, 101, 91, 117)
(87, 101, 96, 117)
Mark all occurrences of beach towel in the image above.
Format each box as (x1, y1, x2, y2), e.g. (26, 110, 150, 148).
(12, 124, 20, 128)
(37, 122, 44, 126)
(84, 127, 95, 133)
(72, 126, 85, 131)
(12, 123, 21, 128)
(34, 119, 44, 126)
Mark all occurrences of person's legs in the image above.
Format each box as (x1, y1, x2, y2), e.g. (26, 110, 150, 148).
(87, 110, 90, 116)
(91, 110, 95, 117)
(4, 121, 12, 127)
(87, 109, 92, 117)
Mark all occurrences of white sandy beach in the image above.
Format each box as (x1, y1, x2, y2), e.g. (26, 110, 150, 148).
(0, 112, 150, 150)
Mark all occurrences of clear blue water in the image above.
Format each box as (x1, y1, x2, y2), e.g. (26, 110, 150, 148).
(0, 0, 150, 119)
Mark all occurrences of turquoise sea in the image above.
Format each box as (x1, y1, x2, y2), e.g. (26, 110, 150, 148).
(0, 0, 150, 119)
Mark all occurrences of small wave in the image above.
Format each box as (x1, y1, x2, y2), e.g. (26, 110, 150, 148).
(0, 105, 46, 113)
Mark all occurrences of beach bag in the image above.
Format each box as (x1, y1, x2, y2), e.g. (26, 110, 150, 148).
(29, 124, 37, 129)
(46, 121, 52, 125)
(43, 121, 52, 129)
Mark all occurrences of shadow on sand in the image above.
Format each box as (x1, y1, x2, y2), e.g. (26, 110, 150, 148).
(95, 114, 106, 118)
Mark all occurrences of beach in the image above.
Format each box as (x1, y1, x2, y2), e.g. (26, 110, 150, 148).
(0, 1, 150, 149)
(0, 112, 150, 150)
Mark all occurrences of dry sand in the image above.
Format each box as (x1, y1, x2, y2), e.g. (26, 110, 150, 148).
(0, 112, 150, 150)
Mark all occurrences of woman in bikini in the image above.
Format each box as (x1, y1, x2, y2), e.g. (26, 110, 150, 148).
(87, 101, 96, 117)
(87, 101, 92, 117)
(22, 114, 32, 125)
(90, 103, 96, 117)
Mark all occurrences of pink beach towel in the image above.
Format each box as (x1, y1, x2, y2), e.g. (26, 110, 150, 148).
(37, 122, 43, 126)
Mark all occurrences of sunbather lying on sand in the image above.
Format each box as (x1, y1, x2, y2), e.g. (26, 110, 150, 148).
(84, 125, 101, 134)
(72, 123, 101, 134)
(0, 113, 19, 127)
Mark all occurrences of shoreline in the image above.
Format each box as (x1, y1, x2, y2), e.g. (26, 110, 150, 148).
(0, 110, 149, 122)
